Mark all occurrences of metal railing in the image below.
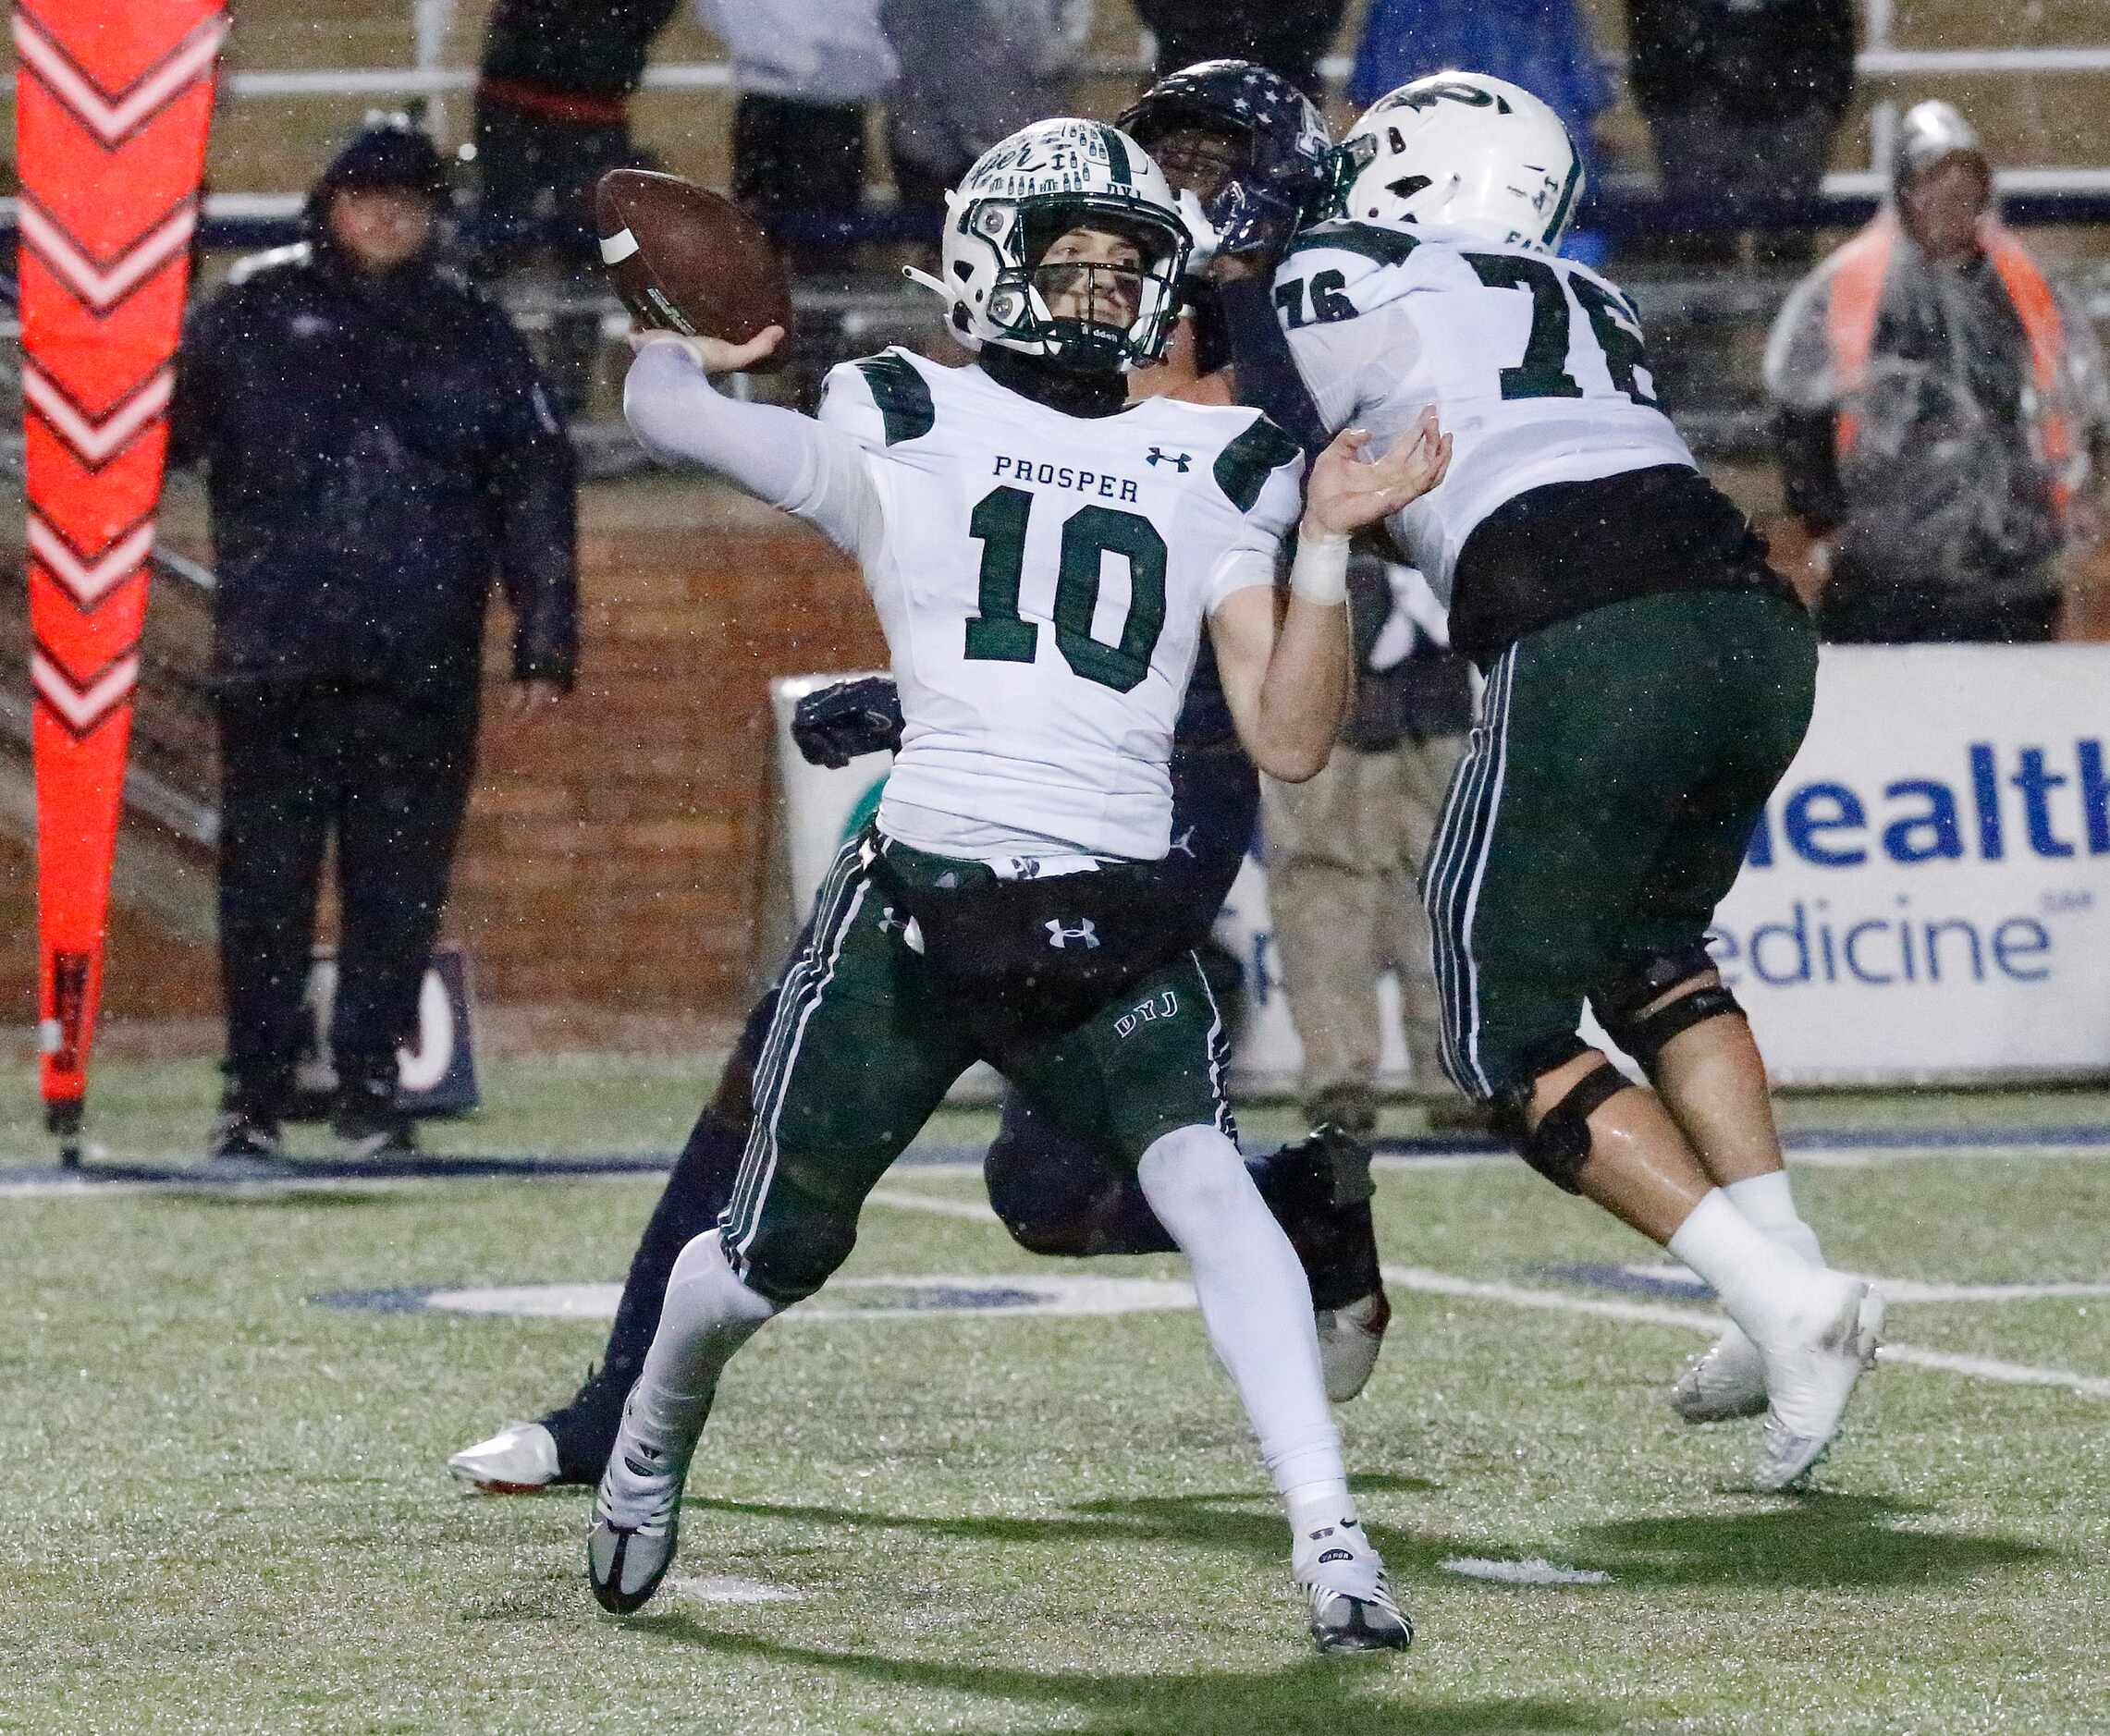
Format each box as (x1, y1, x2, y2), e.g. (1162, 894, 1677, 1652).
(205, 20, 2110, 195)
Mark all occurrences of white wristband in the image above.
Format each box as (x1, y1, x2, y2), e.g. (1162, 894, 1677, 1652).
(1288, 528, 1350, 605)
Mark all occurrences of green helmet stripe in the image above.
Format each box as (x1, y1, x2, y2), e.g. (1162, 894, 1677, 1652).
(1542, 154, 1582, 246)
(1098, 125, 1134, 188)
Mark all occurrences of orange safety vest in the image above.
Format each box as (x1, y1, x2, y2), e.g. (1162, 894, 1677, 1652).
(1823, 214, 2075, 513)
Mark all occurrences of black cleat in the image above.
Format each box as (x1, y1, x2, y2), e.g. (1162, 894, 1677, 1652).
(207, 1108, 285, 1162)
(331, 1082, 418, 1160)
(587, 1391, 694, 1615)
(1307, 1582, 1414, 1655)
(1294, 1515, 1411, 1656)
(1266, 1125, 1390, 1400)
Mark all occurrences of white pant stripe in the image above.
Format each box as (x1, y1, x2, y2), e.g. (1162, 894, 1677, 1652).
(1423, 659, 1495, 1088)
(724, 837, 869, 1248)
(1424, 650, 1515, 1097)
(1457, 653, 1517, 1095)
(1190, 949, 1235, 1140)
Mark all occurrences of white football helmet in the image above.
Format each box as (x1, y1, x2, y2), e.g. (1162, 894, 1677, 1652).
(1337, 72, 1583, 254)
(906, 118, 1190, 372)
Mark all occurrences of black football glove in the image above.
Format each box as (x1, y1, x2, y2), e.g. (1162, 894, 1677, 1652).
(792, 676, 903, 768)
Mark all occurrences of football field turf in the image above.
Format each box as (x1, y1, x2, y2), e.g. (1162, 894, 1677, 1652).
(4, 1057, 2107, 1733)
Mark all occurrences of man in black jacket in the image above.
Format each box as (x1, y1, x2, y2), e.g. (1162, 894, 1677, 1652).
(172, 118, 579, 1160)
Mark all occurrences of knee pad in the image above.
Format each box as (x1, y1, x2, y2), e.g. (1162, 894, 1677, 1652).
(1593, 946, 1744, 1072)
(984, 1093, 1129, 1257)
(1500, 1061, 1632, 1194)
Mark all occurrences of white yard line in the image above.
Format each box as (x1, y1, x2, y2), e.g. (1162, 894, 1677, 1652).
(5, 1131, 2104, 1199)
(866, 1185, 1000, 1221)
(1380, 1265, 2110, 1401)
(866, 1192, 2110, 1398)
(1603, 1262, 2110, 1305)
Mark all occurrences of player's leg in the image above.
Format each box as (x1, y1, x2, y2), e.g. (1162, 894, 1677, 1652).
(212, 684, 334, 1158)
(447, 983, 784, 1491)
(1007, 956, 1407, 1653)
(1588, 593, 1834, 1422)
(591, 837, 975, 1611)
(982, 1088, 1388, 1400)
(1427, 602, 1877, 1491)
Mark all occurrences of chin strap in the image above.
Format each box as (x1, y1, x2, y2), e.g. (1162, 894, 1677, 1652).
(901, 265, 948, 300)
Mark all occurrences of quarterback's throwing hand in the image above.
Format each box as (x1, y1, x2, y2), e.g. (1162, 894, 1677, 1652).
(1302, 410, 1451, 538)
(628, 324, 785, 375)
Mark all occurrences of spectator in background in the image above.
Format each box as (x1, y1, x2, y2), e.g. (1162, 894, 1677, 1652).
(699, 0, 898, 266)
(1263, 555, 1475, 1135)
(468, 0, 677, 418)
(172, 119, 578, 1162)
(1348, 0, 1610, 176)
(880, 0, 1088, 226)
(1764, 100, 2110, 643)
(1626, 0, 1857, 265)
(1134, 0, 1350, 101)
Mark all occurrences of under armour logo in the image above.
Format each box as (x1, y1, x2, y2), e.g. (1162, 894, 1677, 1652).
(877, 906, 909, 935)
(1046, 918, 1099, 949)
(1168, 825, 1196, 859)
(1147, 447, 1192, 471)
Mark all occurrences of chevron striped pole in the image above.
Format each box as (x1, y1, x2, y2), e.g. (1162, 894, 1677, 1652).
(15, 0, 228, 1164)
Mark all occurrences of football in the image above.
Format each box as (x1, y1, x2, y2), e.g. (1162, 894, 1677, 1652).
(594, 168, 794, 369)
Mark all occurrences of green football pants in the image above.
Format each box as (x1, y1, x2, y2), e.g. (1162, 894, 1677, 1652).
(1421, 589, 1818, 1102)
(719, 832, 1236, 1305)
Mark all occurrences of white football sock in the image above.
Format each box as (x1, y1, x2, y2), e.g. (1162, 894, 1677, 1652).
(1666, 1188, 1817, 1344)
(624, 1230, 780, 1454)
(1136, 1124, 1344, 1496)
(1726, 1169, 1823, 1266)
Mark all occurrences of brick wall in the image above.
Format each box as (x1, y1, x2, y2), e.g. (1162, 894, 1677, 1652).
(2, 514, 879, 1028)
(454, 520, 883, 1016)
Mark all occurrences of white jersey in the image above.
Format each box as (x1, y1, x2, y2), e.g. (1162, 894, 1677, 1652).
(818, 348, 1302, 862)
(1273, 221, 1695, 603)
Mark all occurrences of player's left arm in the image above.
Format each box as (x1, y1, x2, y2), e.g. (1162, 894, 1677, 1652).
(1211, 412, 1452, 781)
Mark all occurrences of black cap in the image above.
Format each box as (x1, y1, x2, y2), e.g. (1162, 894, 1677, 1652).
(313, 112, 451, 208)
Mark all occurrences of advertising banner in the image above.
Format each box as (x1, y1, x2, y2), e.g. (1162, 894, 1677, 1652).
(774, 645, 2110, 1094)
(1702, 643, 2110, 1083)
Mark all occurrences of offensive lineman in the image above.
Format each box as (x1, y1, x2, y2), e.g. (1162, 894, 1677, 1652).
(1240, 74, 1883, 1490)
(447, 64, 1397, 1501)
(584, 120, 1451, 1650)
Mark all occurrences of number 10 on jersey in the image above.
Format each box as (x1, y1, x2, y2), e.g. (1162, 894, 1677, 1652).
(964, 484, 1170, 694)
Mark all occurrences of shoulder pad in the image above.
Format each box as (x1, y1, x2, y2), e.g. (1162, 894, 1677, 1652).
(824, 348, 938, 446)
(1282, 221, 1423, 269)
(226, 241, 313, 286)
(1212, 411, 1303, 513)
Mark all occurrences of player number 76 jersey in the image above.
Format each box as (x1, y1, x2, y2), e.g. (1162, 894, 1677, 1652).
(817, 348, 1302, 862)
(1273, 221, 1696, 601)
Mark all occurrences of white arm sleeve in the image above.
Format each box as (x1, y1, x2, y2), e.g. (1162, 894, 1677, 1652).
(622, 340, 882, 558)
